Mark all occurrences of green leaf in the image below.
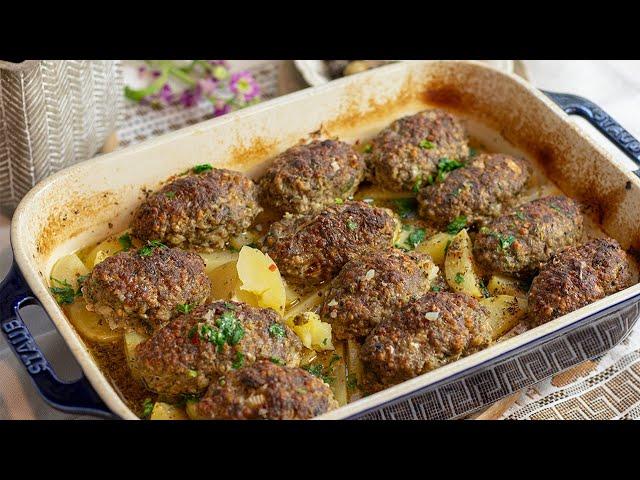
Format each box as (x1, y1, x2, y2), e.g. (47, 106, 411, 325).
(192, 163, 213, 174)
(268, 323, 286, 338)
(232, 351, 244, 369)
(419, 139, 434, 149)
(138, 239, 166, 257)
(50, 277, 79, 305)
(118, 233, 132, 251)
(141, 398, 154, 419)
(124, 65, 170, 102)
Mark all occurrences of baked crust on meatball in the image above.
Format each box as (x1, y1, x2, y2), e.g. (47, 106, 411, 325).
(321, 249, 438, 340)
(417, 153, 531, 229)
(192, 360, 338, 420)
(262, 201, 400, 286)
(360, 292, 492, 393)
(131, 301, 302, 397)
(473, 195, 583, 278)
(528, 237, 633, 327)
(259, 140, 365, 215)
(82, 246, 210, 333)
(365, 109, 469, 192)
(131, 168, 262, 251)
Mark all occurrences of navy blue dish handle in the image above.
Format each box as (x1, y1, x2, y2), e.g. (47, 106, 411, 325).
(0, 262, 115, 418)
(543, 90, 640, 175)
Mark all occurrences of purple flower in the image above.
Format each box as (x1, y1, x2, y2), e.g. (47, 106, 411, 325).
(138, 65, 147, 77)
(159, 84, 173, 103)
(229, 71, 260, 101)
(213, 100, 231, 117)
(198, 78, 218, 96)
(179, 84, 202, 107)
(151, 69, 162, 78)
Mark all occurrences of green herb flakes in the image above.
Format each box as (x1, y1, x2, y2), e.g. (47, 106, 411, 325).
(138, 239, 166, 257)
(347, 374, 358, 390)
(141, 398, 154, 419)
(269, 322, 286, 338)
(363, 144, 373, 153)
(118, 232, 133, 251)
(446, 216, 467, 234)
(419, 139, 435, 149)
(165, 191, 176, 199)
(50, 277, 81, 305)
(177, 303, 194, 314)
(515, 211, 526, 221)
(412, 176, 423, 194)
(393, 198, 418, 219)
(232, 351, 245, 369)
(347, 220, 358, 231)
(270, 356, 285, 365)
(454, 272, 465, 284)
(192, 163, 213, 174)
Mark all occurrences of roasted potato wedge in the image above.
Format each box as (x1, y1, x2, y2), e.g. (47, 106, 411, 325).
(415, 232, 455, 266)
(487, 274, 527, 298)
(286, 311, 334, 351)
(480, 295, 528, 339)
(236, 246, 286, 315)
(150, 402, 189, 420)
(444, 229, 483, 298)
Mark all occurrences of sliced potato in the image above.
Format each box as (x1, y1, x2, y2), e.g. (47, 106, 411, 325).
(236, 246, 286, 315)
(331, 342, 348, 407)
(346, 339, 364, 402)
(185, 400, 201, 420)
(198, 250, 239, 276)
(415, 232, 455, 265)
(50, 253, 89, 289)
(487, 274, 527, 298)
(207, 260, 256, 305)
(444, 229, 483, 298)
(150, 402, 189, 420)
(286, 312, 334, 351)
(124, 331, 148, 375)
(480, 295, 528, 340)
(64, 299, 121, 343)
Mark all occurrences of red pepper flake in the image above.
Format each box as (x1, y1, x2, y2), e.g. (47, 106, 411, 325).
(268, 264, 277, 272)
(191, 334, 200, 345)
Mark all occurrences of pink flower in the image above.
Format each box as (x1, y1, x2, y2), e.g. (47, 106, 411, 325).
(229, 71, 260, 101)
(213, 100, 231, 117)
(198, 78, 218, 96)
(179, 84, 202, 107)
(158, 84, 173, 103)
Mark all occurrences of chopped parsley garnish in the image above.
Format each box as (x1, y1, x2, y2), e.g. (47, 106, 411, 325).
(419, 139, 434, 149)
(177, 303, 194, 314)
(393, 198, 418, 219)
(334, 197, 344, 205)
(468, 147, 478, 158)
(188, 369, 198, 378)
(269, 322, 286, 338)
(347, 374, 358, 390)
(408, 228, 426, 248)
(363, 144, 373, 153)
(141, 398, 154, 419)
(454, 272, 465, 284)
(138, 239, 166, 257)
(498, 234, 516, 250)
(76, 274, 89, 288)
(328, 354, 341, 369)
(435, 158, 464, 183)
(347, 220, 358, 231)
(395, 224, 426, 251)
(118, 232, 133, 251)
(164, 191, 176, 199)
(446, 216, 467, 234)
(270, 356, 285, 365)
(412, 176, 423, 194)
(431, 285, 442, 292)
(303, 362, 335, 385)
(192, 163, 213, 174)
(232, 351, 244, 369)
(480, 228, 516, 251)
(194, 310, 245, 352)
(515, 211, 526, 221)
(50, 277, 81, 305)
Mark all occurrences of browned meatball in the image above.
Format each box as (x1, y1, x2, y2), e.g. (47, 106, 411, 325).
(130, 301, 302, 397)
(82, 246, 210, 333)
(131, 168, 262, 250)
(259, 140, 365, 215)
(528, 238, 633, 327)
(417, 153, 531, 229)
(262, 201, 400, 286)
(320, 249, 438, 340)
(360, 292, 492, 393)
(473, 195, 583, 278)
(190, 360, 338, 420)
(366, 109, 469, 192)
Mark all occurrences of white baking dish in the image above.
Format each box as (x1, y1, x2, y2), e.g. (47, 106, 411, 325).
(3, 60, 640, 420)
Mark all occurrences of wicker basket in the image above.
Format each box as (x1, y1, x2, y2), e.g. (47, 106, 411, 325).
(0, 60, 123, 209)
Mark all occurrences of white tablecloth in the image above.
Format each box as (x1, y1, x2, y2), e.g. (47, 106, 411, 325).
(1, 60, 640, 420)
